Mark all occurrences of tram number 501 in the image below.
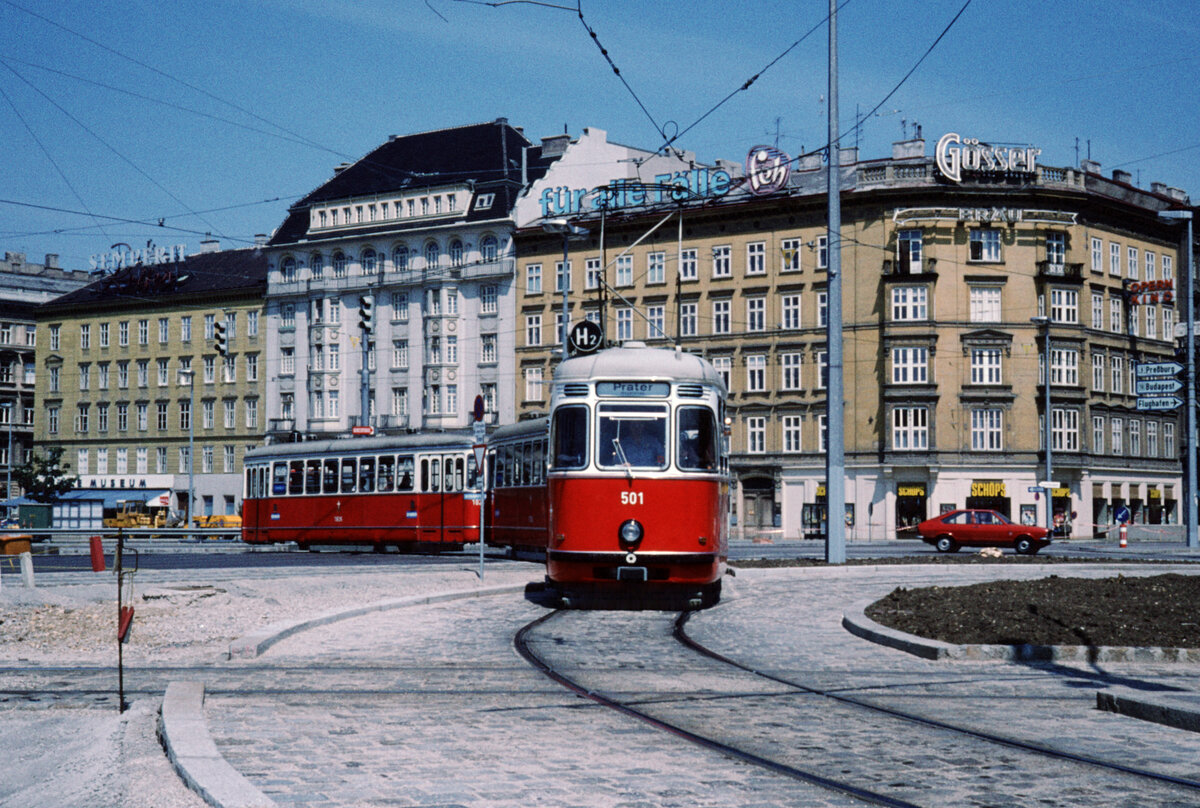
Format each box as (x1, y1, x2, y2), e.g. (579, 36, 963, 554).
(620, 491, 644, 505)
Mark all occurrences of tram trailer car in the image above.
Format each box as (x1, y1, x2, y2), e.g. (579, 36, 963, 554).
(242, 432, 480, 551)
(544, 342, 730, 608)
(484, 418, 551, 556)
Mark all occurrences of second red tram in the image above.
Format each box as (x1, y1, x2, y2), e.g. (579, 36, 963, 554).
(541, 343, 730, 607)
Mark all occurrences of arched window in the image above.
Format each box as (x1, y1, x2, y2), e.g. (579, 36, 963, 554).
(362, 248, 377, 274)
(393, 245, 409, 272)
(424, 242, 440, 272)
(480, 235, 498, 263)
(280, 256, 297, 282)
(449, 239, 464, 267)
(332, 251, 348, 278)
(310, 253, 323, 278)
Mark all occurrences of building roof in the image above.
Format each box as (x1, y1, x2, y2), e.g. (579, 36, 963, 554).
(269, 119, 556, 247)
(38, 247, 268, 315)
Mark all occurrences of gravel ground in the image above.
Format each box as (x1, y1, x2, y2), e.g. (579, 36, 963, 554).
(0, 563, 540, 808)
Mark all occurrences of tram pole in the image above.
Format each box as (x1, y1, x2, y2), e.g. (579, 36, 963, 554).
(824, 0, 846, 564)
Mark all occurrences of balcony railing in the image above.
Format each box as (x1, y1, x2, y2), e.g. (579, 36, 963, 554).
(1037, 261, 1083, 280)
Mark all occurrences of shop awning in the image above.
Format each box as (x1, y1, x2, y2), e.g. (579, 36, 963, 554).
(55, 489, 171, 509)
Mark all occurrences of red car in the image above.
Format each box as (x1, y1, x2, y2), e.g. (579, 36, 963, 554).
(916, 509, 1051, 555)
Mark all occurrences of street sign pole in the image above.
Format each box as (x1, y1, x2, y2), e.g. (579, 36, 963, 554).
(473, 395, 486, 580)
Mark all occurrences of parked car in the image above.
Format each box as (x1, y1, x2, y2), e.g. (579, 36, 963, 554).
(916, 509, 1050, 555)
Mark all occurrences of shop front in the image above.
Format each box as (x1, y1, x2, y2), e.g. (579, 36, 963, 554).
(895, 482, 927, 535)
(965, 479, 1011, 518)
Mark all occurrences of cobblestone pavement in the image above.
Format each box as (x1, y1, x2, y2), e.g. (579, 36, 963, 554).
(186, 563, 1200, 808)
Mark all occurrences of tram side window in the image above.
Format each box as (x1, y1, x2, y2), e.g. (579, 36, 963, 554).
(378, 455, 395, 492)
(677, 406, 718, 471)
(493, 449, 505, 488)
(424, 458, 441, 492)
(532, 441, 544, 484)
(323, 458, 339, 493)
(288, 460, 304, 495)
(397, 456, 414, 491)
(341, 458, 357, 493)
(272, 462, 287, 495)
(467, 454, 479, 489)
(454, 457, 465, 491)
(515, 444, 526, 486)
(305, 459, 321, 494)
(359, 457, 375, 493)
(552, 405, 589, 469)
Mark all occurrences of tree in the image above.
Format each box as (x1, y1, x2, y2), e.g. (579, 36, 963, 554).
(13, 447, 78, 503)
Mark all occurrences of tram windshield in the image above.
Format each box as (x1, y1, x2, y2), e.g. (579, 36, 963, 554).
(598, 403, 668, 470)
(677, 406, 718, 471)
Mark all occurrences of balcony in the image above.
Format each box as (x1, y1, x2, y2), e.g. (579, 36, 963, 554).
(882, 257, 937, 278)
(1037, 261, 1083, 281)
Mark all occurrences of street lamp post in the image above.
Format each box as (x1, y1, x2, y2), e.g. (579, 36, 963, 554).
(178, 369, 195, 531)
(1030, 316, 1053, 533)
(542, 219, 589, 357)
(1159, 209, 1196, 548)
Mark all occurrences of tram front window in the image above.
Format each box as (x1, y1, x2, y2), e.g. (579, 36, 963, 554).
(678, 406, 718, 471)
(552, 405, 588, 469)
(598, 404, 668, 470)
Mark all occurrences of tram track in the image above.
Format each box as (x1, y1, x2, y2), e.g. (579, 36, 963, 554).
(516, 608, 1200, 807)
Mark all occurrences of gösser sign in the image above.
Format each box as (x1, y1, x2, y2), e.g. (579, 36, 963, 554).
(936, 133, 1041, 183)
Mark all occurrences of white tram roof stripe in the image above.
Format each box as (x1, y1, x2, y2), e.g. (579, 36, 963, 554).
(245, 431, 474, 461)
(554, 344, 725, 391)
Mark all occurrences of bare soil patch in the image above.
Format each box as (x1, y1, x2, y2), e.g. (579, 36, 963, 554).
(865, 573, 1200, 648)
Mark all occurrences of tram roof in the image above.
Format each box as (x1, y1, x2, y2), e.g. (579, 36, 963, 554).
(245, 431, 474, 460)
(555, 343, 725, 390)
(489, 416, 548, 443)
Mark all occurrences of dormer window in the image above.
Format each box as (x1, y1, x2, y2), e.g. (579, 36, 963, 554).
(476, 193, 495, 210)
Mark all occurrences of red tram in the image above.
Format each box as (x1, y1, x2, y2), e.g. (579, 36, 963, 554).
(541, 343, 730, 607)
(242, 433, 479, 550)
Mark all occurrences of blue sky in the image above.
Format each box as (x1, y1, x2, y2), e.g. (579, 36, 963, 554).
(2, 0, 1197, 271)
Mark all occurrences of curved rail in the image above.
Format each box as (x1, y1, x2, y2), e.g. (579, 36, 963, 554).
(673, 610, 1200, 793)
(514, 609, 922, 808)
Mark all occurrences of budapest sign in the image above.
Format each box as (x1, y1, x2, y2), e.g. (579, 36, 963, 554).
(935, 133, 1041, 183)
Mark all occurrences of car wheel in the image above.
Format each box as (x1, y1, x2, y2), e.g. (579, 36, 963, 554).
(935, 536, 958, 553)
(1014, 537, 1038, 555)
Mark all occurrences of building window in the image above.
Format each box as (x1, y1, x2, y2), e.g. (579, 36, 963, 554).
(1091, 237, 1103, 273)
(970, 409, 1003, 451)
(616, 255, 633, 286)
(967, 348, 1000, 385)
(616, 308, 633, 342)
(481, 235, 498, 262)
(746, 297, 765, 332)
(712, 300, 731, 335)
(524, 367, 544, 402)
(782, 294, 802, 330)
(647, 306, 665, 340)
(525, 314, 542, 346)
(138, 319, 149, 345)
(969, 229, 1001, 262)
(1092, 415, 1105, 454)
(1053, 408, 1080, 452)
(1127, 246, 1139, 279)
(137, 403, 147, 431)
(891, 406, 928, 450)
(781, 352, 802, 390)
(1051, 348, 1078, 386)
(892, 347, 928, 384)
(1092, 353, 1104, 392)
(1129, 419, 1142, 456)
(816, 236, 828, 269)
(891, 286, 928, 321)
(555, 260, 572, 292)
(525, 263, 542, 294)
(712, 356, 731, 390)
(746, 416, 766, 454)
(746, 242, 765, 276)
(1109, 296, 1123, 333)
(969, 286, 1001, 322)
(391, 388, 409, 417)
(1110, 416, 1124, 455)
(817, 291, 828, 327)
(1045, 232, 1065, 266)
(897, 229, 922, 273)
(479, 285, 497, 315)
(680, 249, 698, 280)
(1050, 288, 1078, 323)
(157, 402, 168, 431)
(712, 246, 731, 278)
(680, 302, 697, 337)
(1110, 355, 1124, 394)
(648, 252, 666, 284)
(1163, 254, 1174, 281)
(1165, 422, 1175, 457)
(782, 415, 802, 452)
(781, 238, 802, 272)
(80, 323, 91, 350)
(481, 334, 496, 364)
(585, 257, 602, 289)
(816, 350, 828, 390)
(746, 355, 766, 392)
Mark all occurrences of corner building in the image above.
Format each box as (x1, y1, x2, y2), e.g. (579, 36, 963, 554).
(512, 132, 1192, 540)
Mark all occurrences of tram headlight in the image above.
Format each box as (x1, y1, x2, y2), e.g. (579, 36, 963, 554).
(618, 519, 644, 551)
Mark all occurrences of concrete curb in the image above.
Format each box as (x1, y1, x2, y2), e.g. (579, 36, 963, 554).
(228, 582, 530, 659)
(842, 598, 1200, 663)
(160, 681, 276, 808)
(1096, 686, 1200, 733)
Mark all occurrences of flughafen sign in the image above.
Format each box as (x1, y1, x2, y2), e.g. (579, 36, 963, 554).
(935, 132, 1041, 183)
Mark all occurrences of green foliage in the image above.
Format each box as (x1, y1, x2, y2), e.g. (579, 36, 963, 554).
(12, 446, 78, 503)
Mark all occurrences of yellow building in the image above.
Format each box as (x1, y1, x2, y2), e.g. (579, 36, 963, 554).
(512, 133, 1191, 541)
(34, 244, 267, 525)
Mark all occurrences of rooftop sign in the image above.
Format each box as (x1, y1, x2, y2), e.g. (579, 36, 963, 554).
(90, 241, 186, 273)
(537, 168, 733, 218)
(935, 133, 1041, 183)
(746, 145, 791, 195)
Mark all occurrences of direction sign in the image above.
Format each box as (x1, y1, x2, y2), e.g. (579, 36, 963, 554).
(1136, 361, 1183, 378)
(1136, 378, 1183, 396)
(1137, 395, 1183, 411)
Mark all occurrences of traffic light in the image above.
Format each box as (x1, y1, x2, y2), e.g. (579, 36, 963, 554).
(214, 321, 228, 356)
(358, 294, 375, 332)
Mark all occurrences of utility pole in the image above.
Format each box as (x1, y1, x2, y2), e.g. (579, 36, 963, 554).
(824, 0, 846, 564)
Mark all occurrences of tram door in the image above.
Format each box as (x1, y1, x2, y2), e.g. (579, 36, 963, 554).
(417, 453, 472, 545)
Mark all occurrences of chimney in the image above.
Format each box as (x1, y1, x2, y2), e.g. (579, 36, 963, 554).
(44, 253, 60, 269)
(1112, 169, 1133, 185)
(540, 134, 571, 158)
(892, 138, 926, 160)
(1081, 159, 1101, 175)
(254, 234, 268, 246)
(199, 237, 220, 254)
